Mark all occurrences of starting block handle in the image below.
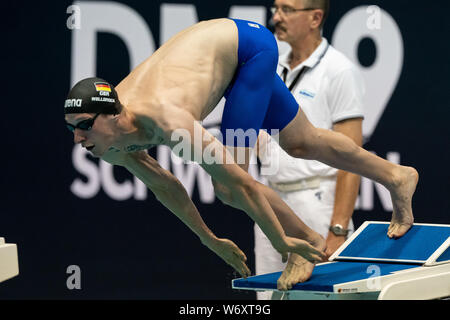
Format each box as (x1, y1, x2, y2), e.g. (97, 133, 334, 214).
(424, 237, 450, 266)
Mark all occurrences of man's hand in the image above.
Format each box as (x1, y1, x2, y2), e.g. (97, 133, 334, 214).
(281, 236, 327, 264)
(207, 238, 251, 278)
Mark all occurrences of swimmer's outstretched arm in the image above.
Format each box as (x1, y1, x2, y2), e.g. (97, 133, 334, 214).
(101, 150, 251, 278)
(157, 107, 326, 264)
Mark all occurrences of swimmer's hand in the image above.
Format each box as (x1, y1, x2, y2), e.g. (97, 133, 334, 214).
(206, 238, 251, 278)
(281, 237, 326, 264)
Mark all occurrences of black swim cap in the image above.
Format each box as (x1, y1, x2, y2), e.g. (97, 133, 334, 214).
(64, 77, 122, 114)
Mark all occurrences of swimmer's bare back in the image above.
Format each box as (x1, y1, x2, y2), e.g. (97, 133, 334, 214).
(115, 18, 238, 123)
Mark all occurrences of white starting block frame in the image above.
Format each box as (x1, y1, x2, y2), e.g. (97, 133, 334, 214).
(232, 222, 450, 300)
(0, 237, 19, 283)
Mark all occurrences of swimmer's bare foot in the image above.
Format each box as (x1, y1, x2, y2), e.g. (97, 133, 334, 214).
(277, 236, 326, 291)
(277, 254, 314, 291)
(387, 166, 419, 239)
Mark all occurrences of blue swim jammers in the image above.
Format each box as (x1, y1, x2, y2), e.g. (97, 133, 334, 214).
(221, 19, 299, 147)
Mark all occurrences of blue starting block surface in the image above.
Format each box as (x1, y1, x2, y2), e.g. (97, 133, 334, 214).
(232, 222, 450, 295)
(330, 222, 450, 264)
(233, 261, 417, 293)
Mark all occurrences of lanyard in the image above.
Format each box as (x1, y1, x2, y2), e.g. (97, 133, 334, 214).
(282, 67, 309, 92)
(281, 43, 330, 93)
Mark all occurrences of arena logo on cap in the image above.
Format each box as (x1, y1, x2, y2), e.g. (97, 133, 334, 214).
(65, 98, 82, 108)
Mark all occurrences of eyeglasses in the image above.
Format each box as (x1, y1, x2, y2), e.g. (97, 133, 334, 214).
(66, 113, 100, 132)
(270, 5, 316, 16)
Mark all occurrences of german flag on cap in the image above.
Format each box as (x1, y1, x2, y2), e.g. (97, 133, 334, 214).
(94, 82, 111, 92)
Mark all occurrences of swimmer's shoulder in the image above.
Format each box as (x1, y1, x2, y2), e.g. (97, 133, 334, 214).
(133, 110, 171, 145)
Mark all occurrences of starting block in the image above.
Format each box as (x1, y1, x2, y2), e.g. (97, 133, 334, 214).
(0, 237, 19, 283)
(233, 222, 450, 300)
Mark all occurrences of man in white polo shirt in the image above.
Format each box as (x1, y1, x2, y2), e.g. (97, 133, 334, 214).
(255, 0, 365, 298)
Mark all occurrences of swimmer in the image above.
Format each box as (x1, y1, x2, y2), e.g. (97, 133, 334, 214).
(64, 18, 418, 288)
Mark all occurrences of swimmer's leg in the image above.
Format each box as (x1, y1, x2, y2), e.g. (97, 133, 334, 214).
(210, 142, 325, 291)
(214, 143, 323, 244)
(278, 98, 418, 239)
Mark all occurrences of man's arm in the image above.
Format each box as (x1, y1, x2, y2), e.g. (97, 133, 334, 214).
(159, 107, 325, 263)
(327, 117, 363, 256)
(124, 151, 215, 242)
(102, 149, 251, 277)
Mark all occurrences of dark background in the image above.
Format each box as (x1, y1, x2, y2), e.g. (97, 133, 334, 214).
(0, 0, 449, 299)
